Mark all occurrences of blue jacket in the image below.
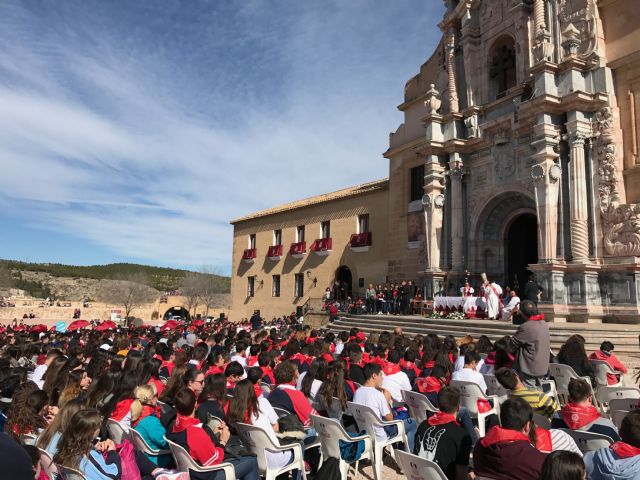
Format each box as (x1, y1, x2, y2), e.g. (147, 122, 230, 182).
(584, 447, 640, 480)
(79, 450, 121, 480)
(134, 414, 171, 467)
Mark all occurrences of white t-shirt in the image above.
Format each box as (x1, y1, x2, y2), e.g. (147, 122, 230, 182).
(352, 386, 391, 440)
(230, 354, 247, 368)
(454, 356, 485, 373)
(451, 367, 488, 394)
(334, 341, 344, 356)
(32, 364, 48, 389)
(296, 372, 322, 404)
(381, 371, 412, 403)
(252, 396, 293, 469)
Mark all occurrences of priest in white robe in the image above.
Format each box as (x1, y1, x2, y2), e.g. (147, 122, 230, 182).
(482, 278, 503, 319)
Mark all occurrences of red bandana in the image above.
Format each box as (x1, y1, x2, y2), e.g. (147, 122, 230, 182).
(111, 398, 134, 422)
(132, 405, 161, 427)
(247, 356, 258, 367)
(382, 363, 401, 375)
(480, 426, 529, 448)
(610, 441, 640, 459)
(172, 414, 200, 433)
(399, 360, 421, 376)
(535, 427, 553, 453)
(415, 376, 442, 394)
(206, 365, 226, 376)
(428, 411, 459, 426)
(527, 314, 545, 321)
(560, 403, 601, 430)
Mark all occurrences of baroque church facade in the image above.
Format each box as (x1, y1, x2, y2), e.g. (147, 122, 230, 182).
(230, 0, 640, 322)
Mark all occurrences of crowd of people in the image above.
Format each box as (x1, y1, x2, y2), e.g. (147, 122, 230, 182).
(323, 280, 421, 316)
(0, 299, 637, 480)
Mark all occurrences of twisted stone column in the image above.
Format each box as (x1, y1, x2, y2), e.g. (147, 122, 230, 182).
(568, 132, 590, 261)
(446, 30, 459, 114)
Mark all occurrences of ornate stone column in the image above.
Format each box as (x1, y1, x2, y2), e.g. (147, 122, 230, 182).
(422, 154, 446, 271)
(446, 29, 459, 114)
(532, 159, 562, 262)
(533, 0, 554, 63)
(566, 131, 590, 261)
(449, 153, 464, 271)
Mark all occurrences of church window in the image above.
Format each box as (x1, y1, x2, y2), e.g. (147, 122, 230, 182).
(488, 36, 517, 99)
(409, 165, 425, 202)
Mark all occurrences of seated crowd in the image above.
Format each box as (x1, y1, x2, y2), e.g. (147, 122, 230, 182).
(0, 312, 637, 480)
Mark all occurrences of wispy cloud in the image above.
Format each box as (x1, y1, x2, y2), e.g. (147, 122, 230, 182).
(0, 0, 444, 271)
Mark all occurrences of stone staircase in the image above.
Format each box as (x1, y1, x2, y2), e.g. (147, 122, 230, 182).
(328, 313, 640, 370)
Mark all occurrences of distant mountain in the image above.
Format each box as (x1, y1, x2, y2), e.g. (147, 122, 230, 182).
(0, 260, 230, 293)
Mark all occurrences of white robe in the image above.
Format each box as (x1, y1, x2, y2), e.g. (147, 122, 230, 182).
(483, 282, 502, 319)
(501, 295, 520, 321)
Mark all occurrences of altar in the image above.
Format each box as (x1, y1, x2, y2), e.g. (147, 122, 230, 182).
(433, 296, 485, 318)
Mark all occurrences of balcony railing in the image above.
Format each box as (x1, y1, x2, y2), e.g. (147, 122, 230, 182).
(267, 244, 283, 259)
(349, 232, 372, 249)
(311, 237, 332, 254)
(242, 248, 257, 262)
(290, 241, 307, 256)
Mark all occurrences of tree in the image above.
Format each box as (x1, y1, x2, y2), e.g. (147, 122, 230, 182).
(0, 263, 12, 294)
(181, 272, 204, 318)
(200, 267, 227, 316)
(101, 272, 156, 324)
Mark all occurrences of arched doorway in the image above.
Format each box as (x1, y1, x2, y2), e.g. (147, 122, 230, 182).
(334, 266, 352, 302)
(505, 214, 538, 293)
(163, 306, 191, 321)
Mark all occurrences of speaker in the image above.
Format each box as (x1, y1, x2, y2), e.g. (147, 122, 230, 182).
(296, 306, 303, 317)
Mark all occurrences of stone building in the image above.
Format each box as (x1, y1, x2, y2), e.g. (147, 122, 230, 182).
(230, 0, 640, 323)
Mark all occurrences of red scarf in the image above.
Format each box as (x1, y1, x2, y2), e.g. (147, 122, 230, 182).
(172, 414, 200, 433)
(161, 361, 175, 376)
(610, 441, 640, 459)
(289, 352, 308, 364)
(321, 353, 334, 363)
(535, 427, 553, 453)
(111, 398, 135, 422)
(415, 376, 442, 394)
(132, 405, 161, 427)
(560, 402, 601, 429)
(399, 360, 421, 376)
(382, 363, 401, 375)
(260, 366, 275, 384)
(480, 426, 530, 447)
(428, 411, 459, 426)
(345, 380, 357, 393)
(206, 365, 226, 376)
(254, 384, 263, 399)
(247, 356, 258, 367)
(527, 314, 545, 321)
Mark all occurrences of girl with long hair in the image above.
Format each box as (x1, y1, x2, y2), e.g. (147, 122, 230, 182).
(557, 335, 596, 385)
(37, 397, 84, 455)
(85, 370, 121, 414)
(227, 379, 293, 470)
(159, 364, 188, 404)
(138, 358, 165, 396)
(298, 357, 327, 405)
(6, 388, 50, 438)
(42, 355, 68, 404)
(317, 361, 349, 419)
(196, 374, 228, 424)
(58, 368, 92, 407)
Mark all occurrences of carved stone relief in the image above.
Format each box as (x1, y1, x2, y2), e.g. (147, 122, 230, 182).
(492, 135, 516, 181)
(558, 0, 601, 60)
(595, 107, 640, 257)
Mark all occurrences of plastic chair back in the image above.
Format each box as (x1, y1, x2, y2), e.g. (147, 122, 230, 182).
(38, 448, 59, 479)
(106, 419, 130, 444)
(483, 374, 508, 397)
(401, 390, 437, 425)
(165, 436, 235, 477)
(559, 428, 613, 453)
(590, 360, 622, 388)
(610, 410, 628, 430)
(596, 387, 640, 407)
(395, 450, 448, 480)
(129, 428, 170, 456)
(311, 414, 365, 461)
(59, 465, 88, 480)
(533, 413, 551, 430)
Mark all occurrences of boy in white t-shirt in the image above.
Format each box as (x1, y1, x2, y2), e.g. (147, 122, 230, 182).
(451, 351, 487, 394)
(353, 363, 417, 452)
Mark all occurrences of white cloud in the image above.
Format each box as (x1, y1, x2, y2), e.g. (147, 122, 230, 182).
(0, 0, 444, 272)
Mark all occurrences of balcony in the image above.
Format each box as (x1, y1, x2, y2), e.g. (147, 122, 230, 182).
(311, 237, 332, 256)
(267, 244, 283, 260)
(349, 232, 372, 252)
(289, 241, 307, 258)
(242, 248, 257, 263)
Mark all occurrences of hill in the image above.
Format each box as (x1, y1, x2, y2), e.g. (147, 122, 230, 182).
(0, 260, 230, 298)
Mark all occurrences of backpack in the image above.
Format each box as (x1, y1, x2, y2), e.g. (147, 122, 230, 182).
(314, 457, 341, 480)
(338, 431, 366, 462)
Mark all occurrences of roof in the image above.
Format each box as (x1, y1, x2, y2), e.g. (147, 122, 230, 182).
(230, 178, 389, 224)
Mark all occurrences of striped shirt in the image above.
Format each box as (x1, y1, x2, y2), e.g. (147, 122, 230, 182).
(509, 387, 559, 418)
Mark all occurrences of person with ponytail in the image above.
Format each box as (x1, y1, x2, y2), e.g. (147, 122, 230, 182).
(37, 398, 84, 456)
(131, 384, 171, 467)
(297, 357, 327, 405)
(316, 360, 349, 419)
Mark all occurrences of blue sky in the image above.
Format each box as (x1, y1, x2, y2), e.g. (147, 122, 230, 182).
(0, 0, 444, 273)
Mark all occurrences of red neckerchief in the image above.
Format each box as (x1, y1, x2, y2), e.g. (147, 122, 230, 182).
(424, 360, 435, 369)
(399, 360, 421, 376)
(206, 365, 226, 376)
(560, 402, 601, 429)
(428, 411, 459, 426)
(172, 414, 200, 433)
(289, 352, 308, 363)
(321, 353, 334, 363)
(610, 441, 640, 459)
(345, 380, 357, 393)
(260, 366, 275, 383)
(111, 398, 134, 422)
(526, 314, 545, 321)
(329, 343, 335, 353)
(253, 384, 263, 399)
(153, 354, 163, 361)
(536, 427, 553, 453)
(361, 353, 371, 363)
(415, 376, 442, 394)
(247, 356, 258, 367)
(305, 337, 318, 344)
(382, 363, 401, 375)
(132, 405, 161, 427)
(480, 426, 529, 447)
(369, 356, 387, 368)
(161, 361, 175, 376)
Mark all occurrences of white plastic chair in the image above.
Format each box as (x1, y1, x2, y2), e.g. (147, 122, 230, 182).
(533, 413, 551, 430)
(165, 436, 236, 479)
(608, 397, 640, 413)
(38, 448, 59, 480)
(483, 374, 508, 398)
(596, 387, 640, 406)
(311, 414, 372, 480)
(347, 401, 408, 480)
(610, 410, 628, 430)
(129, 428, 171, 460)
(449, 380, 499, 437)
(106, 419, 130, 444)
(401, 390, 437, 425)
(589, 360, 623, 388)
(272, 406, 291, 418)
(59, 465, 88, 480)
(395, 449, 448, 480)
(234, 422, 306, 480)
(558, 428, 613, 454)
(548, 363, 592, 405)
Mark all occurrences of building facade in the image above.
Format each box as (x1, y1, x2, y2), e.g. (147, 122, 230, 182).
(229, 180, 389, 320)
(230, 0, 640, 323)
